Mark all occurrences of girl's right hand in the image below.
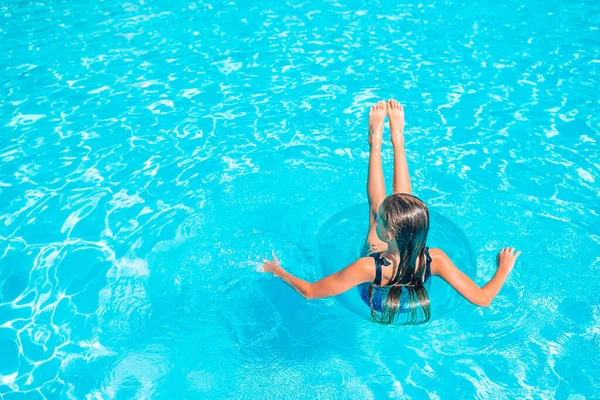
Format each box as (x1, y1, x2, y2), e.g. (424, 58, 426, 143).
(496, 247, 521, 272)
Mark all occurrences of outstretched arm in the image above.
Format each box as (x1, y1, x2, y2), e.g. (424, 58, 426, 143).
(262, 252, 372, 299)
(431, 247, 521, 307)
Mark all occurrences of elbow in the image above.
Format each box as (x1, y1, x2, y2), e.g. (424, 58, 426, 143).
(476, 295, 492, 308)
(301, 285, 315, 300)
(470, 287, 493, 308)
(301, 285, 325, 300)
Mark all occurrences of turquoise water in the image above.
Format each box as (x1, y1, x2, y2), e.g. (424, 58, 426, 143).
(1, 0, 599, 398)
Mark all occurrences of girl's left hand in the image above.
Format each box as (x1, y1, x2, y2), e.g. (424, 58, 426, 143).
(262, 250, 280, 273)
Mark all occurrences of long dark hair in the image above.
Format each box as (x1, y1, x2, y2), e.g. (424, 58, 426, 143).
(368, 193, 431, 324)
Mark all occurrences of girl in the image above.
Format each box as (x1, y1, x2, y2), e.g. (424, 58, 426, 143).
(262, 100, 521, 324)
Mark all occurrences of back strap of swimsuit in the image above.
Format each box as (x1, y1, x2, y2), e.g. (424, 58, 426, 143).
(424, 247, 432, 281)
(371, 252, 390, 285)
(373, 254, 382, 285)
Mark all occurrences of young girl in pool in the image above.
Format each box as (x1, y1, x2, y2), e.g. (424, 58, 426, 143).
(262, 100, 521, 324)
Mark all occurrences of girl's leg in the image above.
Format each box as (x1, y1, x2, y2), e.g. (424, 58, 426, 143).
(363, 101, 388, 255)
(387, 99, 411, 194)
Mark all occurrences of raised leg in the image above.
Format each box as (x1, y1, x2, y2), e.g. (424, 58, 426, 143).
(363, 101, 388, 256)
(387, 99, 411, 194)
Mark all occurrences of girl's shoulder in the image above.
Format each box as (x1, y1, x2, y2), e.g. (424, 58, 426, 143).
(426, 247, 451, 276)
(354, 255, 379, 280)
(356, 255, 378, 267)
(427, 247, 446, 258)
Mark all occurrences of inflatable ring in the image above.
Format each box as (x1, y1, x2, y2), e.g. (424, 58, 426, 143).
(313, 202, 476, 320)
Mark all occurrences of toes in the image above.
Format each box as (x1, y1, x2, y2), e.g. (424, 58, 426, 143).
(370, 100, 388, 116)
(387, 99, 403, 112)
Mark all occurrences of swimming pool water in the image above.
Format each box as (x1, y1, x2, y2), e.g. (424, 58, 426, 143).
(1, 0, 599, 398)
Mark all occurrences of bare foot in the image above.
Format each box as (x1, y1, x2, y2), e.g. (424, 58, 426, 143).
(368, 100, 387, 146)
(387, 99, 405, 146)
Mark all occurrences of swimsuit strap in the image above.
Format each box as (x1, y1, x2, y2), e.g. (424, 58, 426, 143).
(423, 246, 432, 281)
(371, 252, 391, 285)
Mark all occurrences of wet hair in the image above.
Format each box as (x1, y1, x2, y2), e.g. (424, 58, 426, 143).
(368, 193, 431, 324)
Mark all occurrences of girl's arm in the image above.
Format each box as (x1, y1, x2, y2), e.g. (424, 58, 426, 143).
(430, 247, 521, 308)
(262, 251, 373, 299)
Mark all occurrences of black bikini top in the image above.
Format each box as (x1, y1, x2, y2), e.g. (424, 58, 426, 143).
(371, 247, 432, 286)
